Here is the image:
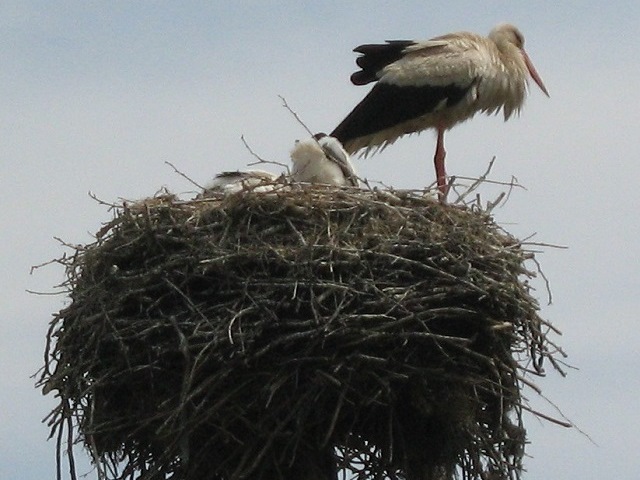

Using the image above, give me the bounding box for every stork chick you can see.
[290,133,359,187]
[203,170,280,195]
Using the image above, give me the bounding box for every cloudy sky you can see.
[2,1,639,479]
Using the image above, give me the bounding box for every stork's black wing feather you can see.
[331,82,471,150]
[350,40,416,85]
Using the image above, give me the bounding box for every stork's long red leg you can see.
[434,127,449,202]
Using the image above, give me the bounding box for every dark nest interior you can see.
[41,184,566,480]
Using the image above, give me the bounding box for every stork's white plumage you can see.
[202,135,357,197]
[290,133,359,187]
[204,170,280,194]
[331,23,549,201]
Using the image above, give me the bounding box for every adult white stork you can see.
[331,23,549,201]
[290,133,359,187]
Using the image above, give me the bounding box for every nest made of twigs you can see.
[41,183,564,480]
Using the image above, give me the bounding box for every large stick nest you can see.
[41,184,564,480]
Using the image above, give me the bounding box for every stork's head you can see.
[490,23,550,97]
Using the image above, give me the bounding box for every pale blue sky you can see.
[2,2,640,479]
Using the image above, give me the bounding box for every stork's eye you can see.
[514,31,524,48]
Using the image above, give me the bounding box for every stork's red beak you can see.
[522,50,550,97]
